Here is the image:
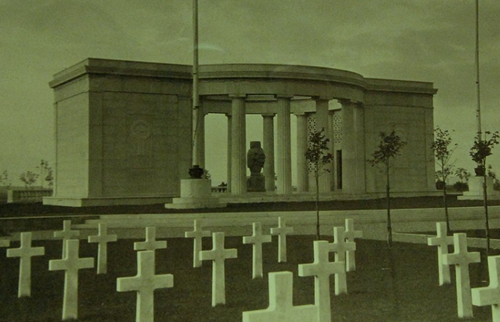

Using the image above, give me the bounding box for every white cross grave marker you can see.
[331,226,355,295]
[6,232,45,297]
[134,227,167,252]
[242,271,318,322]
[344,218,362,272]
[200,232,238,306]
[270,217,294,263]
[443,233,480,318]
[49,239,94,320]
[427,222,454,285]
[117,250,174,322]
[88,222,118,274]
[185,219,210,268]
[472,256,500,322]
[299,240,345,322]
[243,222,272,279]
[54,220,80,256]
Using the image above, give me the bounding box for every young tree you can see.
[454,167,471,192]
[37,159,51,189]
[430,127,458,233]
[305,128,333,240]
[470,131,500,253]
[0,170,11,188]
[19,171,39,189]
[45,167,54,188]
[368,130,407,247]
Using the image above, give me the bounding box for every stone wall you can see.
[44,59,192,207]
[364,88,435,194]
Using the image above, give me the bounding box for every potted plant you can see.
[470,131,500,176]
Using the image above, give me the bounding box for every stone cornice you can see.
[50,58,192,88]
[365,78,438,95]
[49,59,438,97]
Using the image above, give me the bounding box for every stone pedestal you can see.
[165,179,226,209]
[247,175,266,192]
[459,176,500,200]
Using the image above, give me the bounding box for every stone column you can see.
[315,98,331,193]
[296,113,308,192]
[352,104,366,193]
[226,113,232,193]
[276,96,292,195]
[341,100,355,193]
[230,95,246,195]
[262,114,275,192]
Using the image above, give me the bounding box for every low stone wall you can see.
[211,186,228,193]
[7,189,53,203]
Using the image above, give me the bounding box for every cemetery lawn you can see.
[0,235,495,322]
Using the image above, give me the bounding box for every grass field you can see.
[0,234,496,322]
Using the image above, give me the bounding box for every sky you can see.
[0,0,499,186]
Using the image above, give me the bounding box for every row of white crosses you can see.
[427,221,500,321]
[428,222,480,318]
[185,220,237,306]
[49,220,120,320]
[2,220,169,322]
[242,219,363,322]
[118,227,172,322]
[1,216,362,322]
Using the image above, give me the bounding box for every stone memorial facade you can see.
[44,59,437,207]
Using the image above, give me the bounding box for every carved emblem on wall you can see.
[130,119,152,155]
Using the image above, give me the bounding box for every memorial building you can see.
[44,58,438,207]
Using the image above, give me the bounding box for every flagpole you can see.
[192,0,201,168]
[475,0,482,137]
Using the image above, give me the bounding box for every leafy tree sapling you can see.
[368,130,407,247]
[37,159,51,189]
[430,127,457,233]
[456,167,471,182]
[469,131,500,253]
[0,170,11,188]
[19,171,39,189]
[305,128,333,240]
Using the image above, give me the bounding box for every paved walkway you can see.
[1,206,499,245]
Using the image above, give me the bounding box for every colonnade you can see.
[195,95,367,196]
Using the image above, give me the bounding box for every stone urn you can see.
[247,141,266,192]
[189,165,204,179]
[474,165,485,177]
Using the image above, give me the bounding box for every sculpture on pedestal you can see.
[247,141,266,192]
